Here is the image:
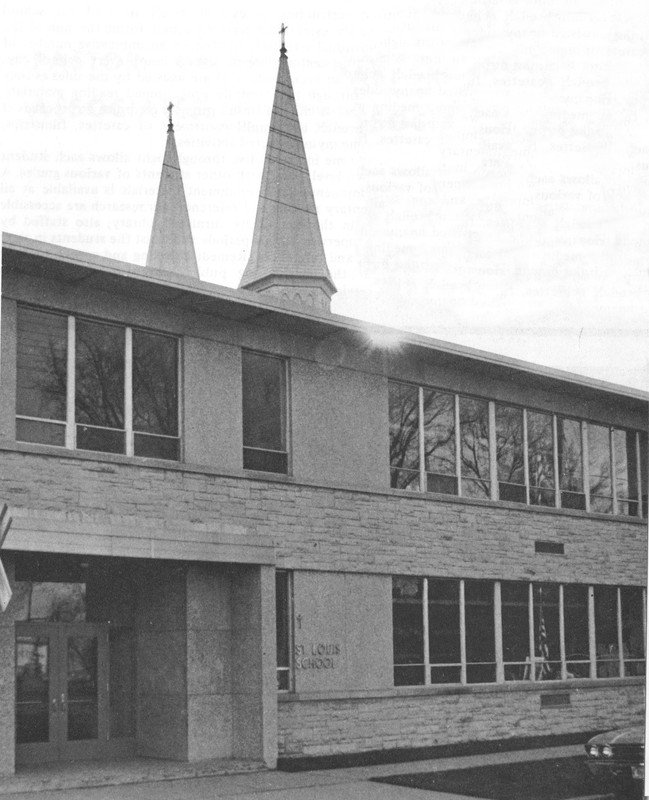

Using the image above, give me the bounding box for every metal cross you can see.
[279,23,287,51]
[167,102,174,126]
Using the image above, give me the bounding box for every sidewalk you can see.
[0,745,610,800]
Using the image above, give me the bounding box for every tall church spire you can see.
[146,103,199,278]
[239,26,336,311]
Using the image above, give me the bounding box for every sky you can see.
[2,0,648,391]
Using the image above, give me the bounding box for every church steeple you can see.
[146,103,199,278]
[239,26,336,312]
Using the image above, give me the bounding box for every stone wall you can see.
[278,683,645,757]
[0,447,645,586]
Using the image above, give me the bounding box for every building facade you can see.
[0,39,646,776]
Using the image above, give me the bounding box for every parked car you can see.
[585,726,644,799]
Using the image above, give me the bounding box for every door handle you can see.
[60,692,67,711]
[51,696,58,711]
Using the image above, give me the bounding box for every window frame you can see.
[392,575,646,687]
[15,306,181,460]
[276,569,293,692]
[241,349,290,474]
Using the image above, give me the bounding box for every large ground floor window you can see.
[393,577,645,686]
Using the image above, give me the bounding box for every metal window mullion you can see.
[418,387,426,492]
[289,571,295,692]
[423,578,430,685]
[523,409,530,505]
[528,583,536,681]
[488,402,498,501]
[494,582,504,682]
[552,415,560,508]
[582,422,591,513]
[459,580,467,684]
[559,585,567,680]
[65,315,76,449]
[610,428,618,515]
[125,327,134,457]
[455,395,462,495]
[616,587,624,678]
[588,586,596,679]
[635,432,643,518]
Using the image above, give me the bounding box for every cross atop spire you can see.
[239,32,336,311]
[146,106,199,278]
[279,23,287,56]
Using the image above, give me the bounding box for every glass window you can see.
[16,307,67,446]
[389,382,420,490]
[558,417,585,510]
[641,433,648,519]
[242,351,288,473]
[594,585,619,677]
[276,571,292,691]
[423,390,457,495]
[459,397,490,498]
[564,585,590,678]
[76,319,125,454]
[496,405,525,503]
[620,587,645,676]
[589,425,613,514]
[132,330,179,460]
[465,580,495,683]
[501,581,529,681]
[613,429,639,517]
[392,577,424,686]
[428,579,461,683]
[527,411,554,506]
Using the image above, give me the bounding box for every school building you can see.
[0,36,646,777]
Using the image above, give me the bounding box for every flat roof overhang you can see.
[3,232,648,413]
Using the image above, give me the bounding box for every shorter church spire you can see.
[146,104,199,279]
[239,27,336,312]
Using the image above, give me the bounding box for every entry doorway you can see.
[15,622,135,765]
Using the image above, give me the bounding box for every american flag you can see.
[0,504,13,612]
[538,610,552,678]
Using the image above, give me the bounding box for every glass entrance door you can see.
[16,623,113,763]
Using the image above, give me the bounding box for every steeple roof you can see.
[146,106,199,278]
[239,32,336,308]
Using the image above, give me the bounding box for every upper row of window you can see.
[389,381,648,518]
[15,307,287,471]
[14,308,649,520]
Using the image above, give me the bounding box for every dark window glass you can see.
[428,578,460,683]
[641,433,648,518]
[528,411,554,506]
[558,418,585,509]
[459,397,490,498]
[589,425,612,514]
[501,581,529,680]
[276,571,291,691]
[242,351,287,473]
[132,330,178,437]
[392,577,424,685]
[16,634,50,744]
[532,583,560,680]
[496,405,525,503]
[621,586,645,676]
[423,390,456,494]
[16,418,65,446]
[613,429,638,517]
[594,585,619,677]
[465,580,496,683]
[67,634,98,740]
[389,382,420,490]
[76,320,125,449]
[564,585,590,678]
[133,433,180,461]
[17,307,67,422]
